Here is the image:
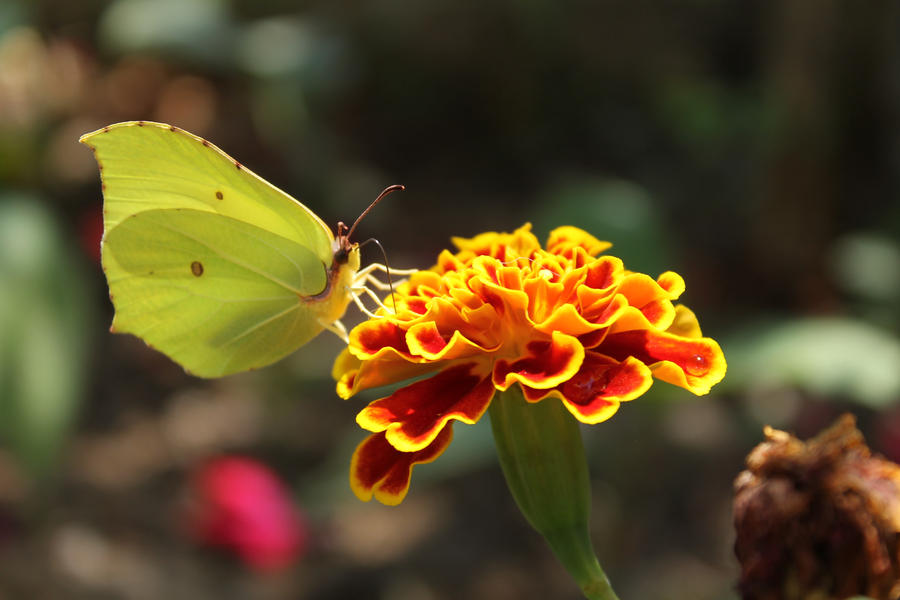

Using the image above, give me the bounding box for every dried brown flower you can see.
[734,414,900,600]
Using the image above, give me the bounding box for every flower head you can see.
[335,224,726,505]
[734,415,900,599]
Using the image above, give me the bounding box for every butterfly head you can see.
[333,221,355,265]
[332,184,404,265]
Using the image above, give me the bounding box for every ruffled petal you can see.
[546,226,612,257]
[493,331,585,390]
[406,322,497,360]
[333,347,362,399]
[348,318,414,359]
[616,273,678,330]
[656,271,685,300]
[335,352,441,399]
[522,274,565,325]
[522,354,652,424]
[467,275,530,322]
[356,362,495,452]
[583,255,623,291]
[402,270,445,295]
[436,249,467,273]
[532,303,599,337]
[451,223,541,259]
[407,297,501,352]
[350,426,454,506]
[576,295,629,349]
[600,329,726,395]
[666,304,702,338]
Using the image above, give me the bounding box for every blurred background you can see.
[1,0,899,598]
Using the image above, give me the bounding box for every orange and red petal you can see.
[467,275,530,322]
[665,304,702,338]
[339,358,442,399]
[436,249,468,273]
[656,271,685,299]
[522,354,652,424]
[348,318,414,359]
[583,255,623,291]
[606,304,656,334]
[492,331,585,390]
[579,291,629,328]
[616,273,678,329]
[522,275,566,324]
[402,270,445,294]
[350,426,454,506]
[406,321,498,361]
[333,347,362,398]
[532,303,598,337]
[577,295,631,350]
[335,348,441,398]
[546,226,612,258]
[404,298,498,360]
[356,362,495,452]
[600,329,726,395]
[451,224,541,259]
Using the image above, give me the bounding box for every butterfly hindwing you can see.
[104,209,332,377]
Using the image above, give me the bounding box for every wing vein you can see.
[151,220,311,295]
[219,300,301,348]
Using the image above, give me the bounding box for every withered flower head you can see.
[734,414,900,600]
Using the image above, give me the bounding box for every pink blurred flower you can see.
[186,456,306,572]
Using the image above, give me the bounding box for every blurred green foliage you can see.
[727,317,900,408]
[0,196,93,476]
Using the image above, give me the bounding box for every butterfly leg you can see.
[361,275,393,291]
[355,262,418,278]
[356,263,420,277]
[349,287,387,319]
[320,317,350,343]
[354,263,418,290]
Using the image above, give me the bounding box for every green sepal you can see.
[488,385,619,600]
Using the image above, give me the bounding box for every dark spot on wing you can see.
[191,261,204,277]
[169,125,177,132]
[235,162,242,170]
[137,121,145,127]
[201,139,210,147]
[215,191,223,200]
[101,182,106,191]
[101,126,110,133]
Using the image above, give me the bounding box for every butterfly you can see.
[81,121,402,377]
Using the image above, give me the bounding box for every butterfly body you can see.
[81,121,360,377]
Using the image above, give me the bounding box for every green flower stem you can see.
[488,386,619,600]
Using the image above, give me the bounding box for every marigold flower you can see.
[335,224,726,505]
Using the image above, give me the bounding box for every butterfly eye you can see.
[334,246,350,264]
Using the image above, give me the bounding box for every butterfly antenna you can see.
[360,237,399,313]
[346,184,404,242]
